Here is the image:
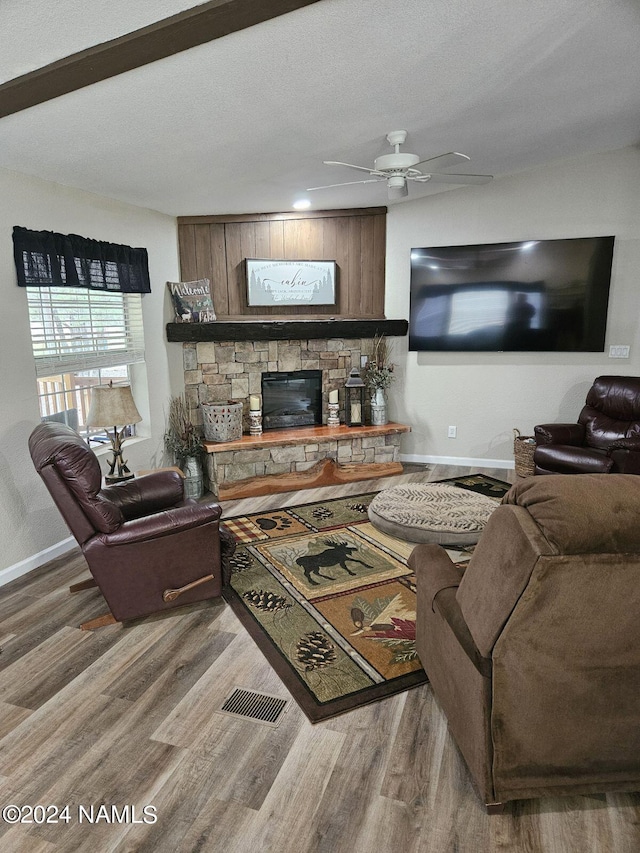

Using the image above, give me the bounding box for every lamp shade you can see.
[86,384,142,428]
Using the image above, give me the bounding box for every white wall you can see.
[0,167,182,580]
[385,146,640,466]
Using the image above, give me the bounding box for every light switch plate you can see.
[609,345,630,358]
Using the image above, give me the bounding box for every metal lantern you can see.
[345,368,366,427]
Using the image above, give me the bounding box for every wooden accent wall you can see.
[176,208,387,320]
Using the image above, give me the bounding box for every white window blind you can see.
[26,287,145,377]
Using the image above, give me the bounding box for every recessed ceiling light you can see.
[292,199,311,210]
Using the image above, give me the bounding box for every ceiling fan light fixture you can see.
[292,198,311,210]
[388,182,408,199]
[387,175,406,189]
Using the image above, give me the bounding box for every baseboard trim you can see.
[400,453,515,470]
[0,536,76,588]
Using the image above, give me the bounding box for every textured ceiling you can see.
[0,0,639,216]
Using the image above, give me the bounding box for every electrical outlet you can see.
[448,425,457,438]
[609,345,630,358]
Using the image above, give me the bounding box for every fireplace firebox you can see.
[261,370,322,430]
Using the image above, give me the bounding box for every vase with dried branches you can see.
[165,395,203,498]
[363,335,395,424]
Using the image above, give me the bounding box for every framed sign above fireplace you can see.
[246,259,336,307]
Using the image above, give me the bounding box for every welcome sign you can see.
[246,259,336,307]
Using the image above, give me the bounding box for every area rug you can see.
[223,474,511,722]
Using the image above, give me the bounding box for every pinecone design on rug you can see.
[230,552,253,573]
[311,507,333,520]
[296,631,337,671]
[242,589,292,612]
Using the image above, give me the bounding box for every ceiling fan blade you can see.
[323,160,383,175]
[412,152,471,172]
[425,172,494,185]
[307,178,384,191]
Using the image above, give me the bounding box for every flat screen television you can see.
[409,236,615,352]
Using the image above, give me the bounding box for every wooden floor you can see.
[1,464,639,852]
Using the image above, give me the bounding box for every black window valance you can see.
[12,226,151,293]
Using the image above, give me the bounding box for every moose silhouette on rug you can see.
[296,538,374,585]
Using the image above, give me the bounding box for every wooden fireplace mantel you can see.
[167,318,408,343]
[202,422,410,454]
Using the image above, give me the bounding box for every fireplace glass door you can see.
[261,370,322,430]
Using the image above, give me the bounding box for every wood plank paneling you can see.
[224,223,245,316]
[208,223,229,316]
[177,208,387,320]
[372,210,387,317]
[177,224,197,282]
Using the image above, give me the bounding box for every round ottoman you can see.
[367,482,498,545]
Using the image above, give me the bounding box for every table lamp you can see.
[86,382,142,483]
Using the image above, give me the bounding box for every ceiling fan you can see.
[307,130,493,199]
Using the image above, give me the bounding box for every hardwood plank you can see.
[177,223,198,282]
[380,685,442,805]
[0,625,114,710]
[209,223,229,316]
[301,698,404,851]
[0,0,324,119]
[224,223,244,316]
[347,216,362,316]
[0,702,32,741]
[269,219,285,258]
[254,220,271,260]
[371,210,387,317]
[0,830,56,852]
[360,214,375,317]
[606,791,640,852]
[242,724,346,851]
[113,788,257,853]
[194,223,214,283]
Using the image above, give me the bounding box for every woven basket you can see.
[201,401,243,442]
[513,428,536,477]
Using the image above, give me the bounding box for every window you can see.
[26,287,145,440]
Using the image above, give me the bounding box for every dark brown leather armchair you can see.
[29,421,235,629]
[412,474,640,812]
[534,375,640,475]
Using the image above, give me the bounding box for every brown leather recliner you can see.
[412,474,640,812]
[29,421,235,629]
[534,375,640,475]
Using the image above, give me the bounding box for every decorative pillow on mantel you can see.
[167,278,216,322]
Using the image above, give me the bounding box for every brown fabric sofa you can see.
[411,474,640,811]
[29,421,235,627]
[534,375,640,475]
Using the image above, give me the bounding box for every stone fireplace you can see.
[182,336,377,427]
[174,324,410,497]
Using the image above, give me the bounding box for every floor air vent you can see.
[218,688,289,727]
